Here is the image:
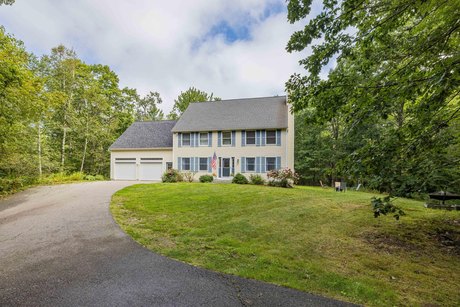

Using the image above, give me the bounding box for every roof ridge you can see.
[190,95,286,104]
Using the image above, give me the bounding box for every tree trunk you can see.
[80,99,89,173]
[38,122,42,177]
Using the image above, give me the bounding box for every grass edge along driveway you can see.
[111,183,460,306]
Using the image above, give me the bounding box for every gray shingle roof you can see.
[109,120,177,150]
[171,96,288,132]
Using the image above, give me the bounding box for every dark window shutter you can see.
[276,156,281,169]
[241,157,246,173]
[276,130,281,146]
[208,132,212,147]
[177,157,181,170]
[241,131,246,146]
[232,131,236,147]
[178,133,182,147]
[261,130,266,146]
[218,131,222,147]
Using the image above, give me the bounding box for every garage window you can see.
[182,157,191,170]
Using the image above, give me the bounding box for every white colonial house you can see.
[109,96,294,181]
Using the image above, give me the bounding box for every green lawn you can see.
[111,183,460,306]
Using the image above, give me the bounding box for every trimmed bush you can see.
[232,173,248,184]
[162,169,183,183]
[85,175,96,181]
[182,172,196,182]
[95,175,105,181]
[249,174,265,185]
[199,175,214,183]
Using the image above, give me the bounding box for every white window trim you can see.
[199,157,208,171]
[182,157,191,171]
[246,157,256,172]
[199,132,209,146]
[265,130,277,145]
[181,133,191,147]
[266,157,276,171]
[222,131,232,146]
[245,130,256,146]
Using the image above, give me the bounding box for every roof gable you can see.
[171,96,288,132]
[109,120,177,150]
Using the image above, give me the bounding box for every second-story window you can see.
[266,130,276,145]
[246,131,255,145]
[199,132,209,146]
[182,133,191,146]
[222,131,232,146]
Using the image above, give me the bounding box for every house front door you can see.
[222,158,231,177]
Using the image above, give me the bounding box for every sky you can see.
[0,0,321,113]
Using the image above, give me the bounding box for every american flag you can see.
[211,152,217,169]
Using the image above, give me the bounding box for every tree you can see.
[0,0,15,5]
[135,91,164,121]
[286,0,460,196]
[0,27,42,179]
[168,87,220,119]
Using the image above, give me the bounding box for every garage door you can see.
[139,162,162,180]
[114,158,136,180]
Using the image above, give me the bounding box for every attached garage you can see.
[139,159,163,181]
[114,158,137,180]
[109,121,176,181]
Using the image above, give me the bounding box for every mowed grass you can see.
[111,183,460,306]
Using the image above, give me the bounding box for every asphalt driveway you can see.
[0,181,352,306]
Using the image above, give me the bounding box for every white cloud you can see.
[0,0,312,113]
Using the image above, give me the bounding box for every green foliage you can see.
[134,91,164,121]
[287,0,460,197]
[95,174,104,181]
[161,169,183,183]
[371,196,406,221]
[168,87,220,119]
[232,173,248,184]
[249,174,264,185]
[199,175,214,183]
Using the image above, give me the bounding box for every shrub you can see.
[199,175,214,183]
[249,174,265,185]
[371,196,405,220]
[232,173,248,184]
[267,168,299,188]
[84,175,96,181]
[162,169,183,183]
[182,172,196,182]
[95,174,105,181]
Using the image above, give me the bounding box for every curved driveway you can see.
[0,181,351,306]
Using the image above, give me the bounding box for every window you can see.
[199,157,208,171]
[199,132,209,146]
[222,131,232,145]
[266,157,276,171]
[166,162,172,170]
[246,131,255,145]
[266,130,276,145]
[182,133,191,146]
[246,157,255,172]
[182,157,190,170]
